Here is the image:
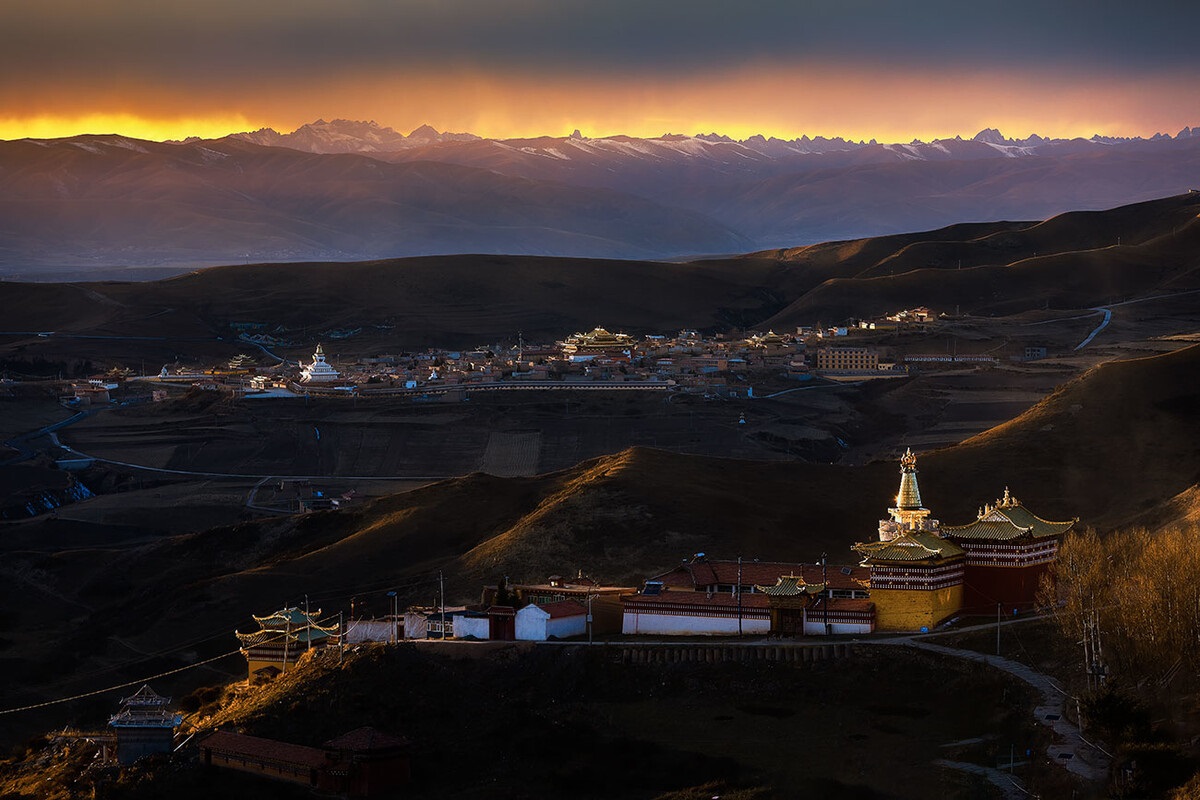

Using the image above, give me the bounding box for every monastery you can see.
[621,449,1076,635]
[560,326,635,362]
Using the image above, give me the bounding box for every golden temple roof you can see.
[237,606,340,645]
[854,530,964,564]
[754,575,826,597]
[942,489,1077,540]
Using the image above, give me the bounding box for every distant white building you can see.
[300,344,341,383]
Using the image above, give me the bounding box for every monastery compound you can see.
[235,450,1077,681]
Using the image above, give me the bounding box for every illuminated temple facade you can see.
[855,449,1077,631]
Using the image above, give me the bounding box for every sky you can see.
[3,0,1199,142]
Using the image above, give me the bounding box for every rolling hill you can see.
[1,193,1197,364]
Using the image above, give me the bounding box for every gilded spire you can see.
[896,447,923,510]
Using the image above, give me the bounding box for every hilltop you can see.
[1,193,1198,367]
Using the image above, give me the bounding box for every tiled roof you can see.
[537,600,587,618]
[940,518,1032,541]
[943,502,1076,540]
[813,597,875,613]
[854,531,964,563]
[755,575,824,597]
[324,727,409,752]
[624,589,770,610]
[200,731,327,768]
[649,561,869,591]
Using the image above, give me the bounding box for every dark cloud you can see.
[5,0,1198,90]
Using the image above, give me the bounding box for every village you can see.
[53,306,1032,409]
[84,449,1079,795]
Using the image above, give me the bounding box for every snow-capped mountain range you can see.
[2,120,1198,276]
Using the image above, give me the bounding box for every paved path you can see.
[907,640,1110,782]
[1074,307,1112,350]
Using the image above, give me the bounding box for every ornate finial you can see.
[978,506,985,519]
[315,343,324,355]
[900,447,917,471]
[1001,487,1012,506]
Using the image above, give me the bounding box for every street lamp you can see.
[387,591,397,644]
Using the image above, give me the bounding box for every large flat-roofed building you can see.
[815,346,879,372]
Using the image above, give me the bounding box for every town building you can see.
[200,726,410,797]
[107,685,182,765]
[235,606,341,680]
[621,557,871,636]
[300,343,341,383]
[815,346,879,373]
[515,600,587,641]
[506,573,634,634]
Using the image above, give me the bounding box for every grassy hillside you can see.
[2,193,1198,364]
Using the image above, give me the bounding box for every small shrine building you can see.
[107,684,182,765]
[236,607,341,680]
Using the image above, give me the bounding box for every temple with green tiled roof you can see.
[940,487,1077,612]
[236,606,341,680]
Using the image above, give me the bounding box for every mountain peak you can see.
[972,128,1007,145]
[408,124,442,140]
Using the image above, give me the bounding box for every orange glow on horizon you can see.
[2,65,1196,144]
[0,113,260,143]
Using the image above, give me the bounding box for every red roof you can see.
[623,589,770,610]
[650,560,869,591]
[200,731,326,768]
[537,600,587,618]
[323,726,410,752]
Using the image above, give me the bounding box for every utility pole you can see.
[305,594,311,651]
[587,592,595,645]
[996,602,1002,655]
[339,611,344,663]
[439,570,446,640]
[822,553,830,636]
[737,556,743,637]
[387,591,397,644]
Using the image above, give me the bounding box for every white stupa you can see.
[300,344,341,383]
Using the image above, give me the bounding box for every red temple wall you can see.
[961,563,1052,613]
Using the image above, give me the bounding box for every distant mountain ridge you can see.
[3,121,1200,275]
[227,119,480,154]
[226,119,1200,157]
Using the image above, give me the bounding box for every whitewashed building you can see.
[451,610,490,640]
[515,601,587,641]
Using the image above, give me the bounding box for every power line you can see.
[0,612,342,718]
[0,649,241,717]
